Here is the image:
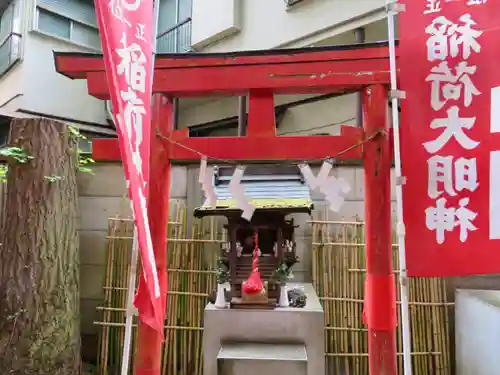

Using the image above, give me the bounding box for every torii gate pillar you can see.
[133,94,173,374]
[363,85,397,375]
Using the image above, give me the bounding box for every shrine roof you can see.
[194,166,313,218]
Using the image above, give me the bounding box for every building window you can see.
[38,9,70,39]
[0,0,22,76]
[156,0,192,53]
[35,0,100,50]
[33,0,191,52]
[78,137,92,154]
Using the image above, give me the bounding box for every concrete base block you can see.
[203,283,324,375]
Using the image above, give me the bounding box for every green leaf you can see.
[78,166,95,175]
[0,146,34,163]
[0,164,7,183]
[68,126,85,139]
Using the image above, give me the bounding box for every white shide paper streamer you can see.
[198,157,217,208]
[228,166,255,221]
[299,161,351,213]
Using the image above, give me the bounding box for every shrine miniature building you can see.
[194,165,312,308]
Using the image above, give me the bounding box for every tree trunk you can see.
[0,118,81,375]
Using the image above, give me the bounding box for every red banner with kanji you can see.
[95,0,164,332]
[400,0,500,276]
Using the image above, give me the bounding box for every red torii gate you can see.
[54,42,399,375]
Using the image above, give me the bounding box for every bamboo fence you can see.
[95,204,453,375]
[95,201,225,375]
[311,208,452,375]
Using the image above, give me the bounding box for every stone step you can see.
[237,261,277,266]
[218,343,307,375]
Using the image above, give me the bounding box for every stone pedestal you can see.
[203,283,324,375]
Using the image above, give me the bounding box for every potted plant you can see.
[214,257,230,308]
[273,259,296,307]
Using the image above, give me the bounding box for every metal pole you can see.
[238,96,247,136]
[121,228,139,375]
[386,1,413,374]
[151,0,160,68]
[354,27,365,127]
[173,98,179,130]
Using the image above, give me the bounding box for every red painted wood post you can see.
[362,84,398,375]
[135,94,173,375]
[246,90,276,138]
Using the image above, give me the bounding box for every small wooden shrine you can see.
[194,165,312,309]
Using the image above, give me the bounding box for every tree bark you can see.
[0,118,82,375]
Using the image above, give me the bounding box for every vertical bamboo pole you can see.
[99,218,117,375]
[353,224,360,374]
[423,278,432,372]
[121,228,140,375]
[340,226,349,373]
[117,222,127,364]
[360,224,368,374]
[444,281,452,374]
[411,278,419,373]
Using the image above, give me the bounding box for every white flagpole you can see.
[121,228,139,375]
[386,1,412,375]
[120,1,162,374]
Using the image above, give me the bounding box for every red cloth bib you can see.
[242,270,263,294]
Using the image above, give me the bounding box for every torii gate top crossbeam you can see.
[53,41,398,163]
[54,41,397,99]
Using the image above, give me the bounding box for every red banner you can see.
[95,0,164,332]
[400,0,500,276]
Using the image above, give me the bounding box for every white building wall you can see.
[0,62,25,113]
[277,94,358,135]
[21,32,108,125]
[0,0,108,128]
[0,0,29,113]
[455,289,500,375]
[191,0,387,51]
[179,94,360,141]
